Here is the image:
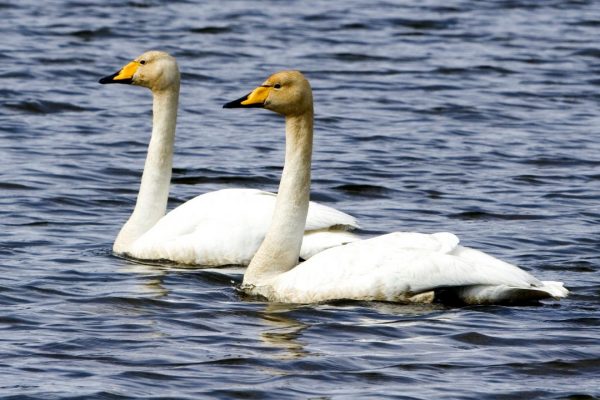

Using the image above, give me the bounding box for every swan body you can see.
[224,70,568,304]
[125,188,357,265]
[247,232,567,304]
[99,52,358,266]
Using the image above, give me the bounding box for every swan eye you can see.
[274,83,281,89]
[140,60,146,65]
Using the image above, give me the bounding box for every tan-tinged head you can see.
[99,50,180,92]
[224,70,313,116]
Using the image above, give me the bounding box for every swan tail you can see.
[306,201,359,231]
[539,280,569,299]
[450,282,568,305]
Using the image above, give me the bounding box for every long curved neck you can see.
[244,110,314,285]
[114,86,179,252]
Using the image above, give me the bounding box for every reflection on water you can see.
[119,262,171,298]
[259,304,310,360]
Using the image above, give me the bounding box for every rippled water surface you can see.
[1,1,599,399]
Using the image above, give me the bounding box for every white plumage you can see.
[127,188,357,265]
[253,232,568,304]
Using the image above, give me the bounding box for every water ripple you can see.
[0,0,598,399]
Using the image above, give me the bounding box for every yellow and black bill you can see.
[223,85,272,108]
[98,61,139,85]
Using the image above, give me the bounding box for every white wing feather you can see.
[126,188,358,265]
[263,232,567,304]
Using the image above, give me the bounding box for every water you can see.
[1,0,599,398]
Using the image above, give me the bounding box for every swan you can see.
[223,70,569,304]
[98,51,358,266]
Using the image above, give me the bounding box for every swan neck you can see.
[114,86,179,251]
[245,110,314,285]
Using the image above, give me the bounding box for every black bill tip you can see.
[223,94,249,108]
[223,93,263,109]
[99,71,132,85]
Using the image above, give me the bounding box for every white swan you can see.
[98,51,358,266]
[223,70,569,304]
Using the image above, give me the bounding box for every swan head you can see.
[223,70,313,116]
[99,50,180,92]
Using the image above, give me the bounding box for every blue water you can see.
[1,1,599,398]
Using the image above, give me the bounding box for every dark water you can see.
[1,0,599,398]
